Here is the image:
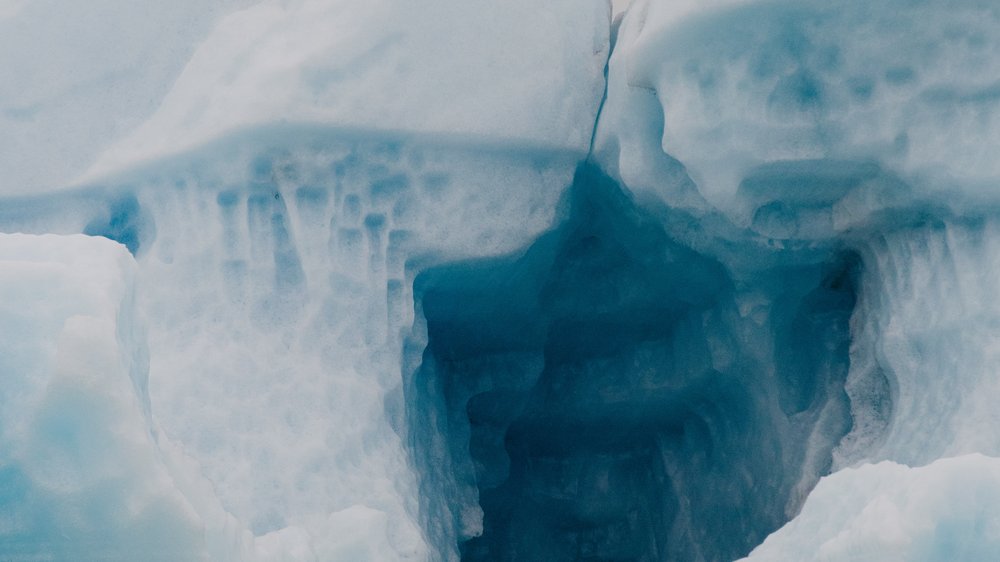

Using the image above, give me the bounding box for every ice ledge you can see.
[741,454,1000,561]
[82,0,610,185]
[0,233,427,561]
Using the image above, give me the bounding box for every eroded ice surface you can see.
[595,0,1000,213]
[0,234,212,561]
[7,0,1000,560]
[1,0,610,558]
[590,0,1000,559]
[84,0,609,183]
[0,132,585,560]
[410,164,858,561]
[741,454,1000,561]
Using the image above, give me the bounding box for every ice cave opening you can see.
[407,164,864,561]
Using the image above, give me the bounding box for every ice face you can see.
[7,0,1000,560]
[0,0,257,195]
[0,130,586,559]
[0,234,211,561]
[1,0,611,557]
[740,454,1000,561]
[589,0,1000,559]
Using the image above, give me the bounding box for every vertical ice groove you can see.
[0,134,584,560]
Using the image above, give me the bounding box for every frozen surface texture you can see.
[85,0,610,181]
[835,219,1000,467]
[595,0,1000,212]
[125,135,577,559]
[410,165,858,561]
[589,0,1000,559]
[0,0,609,558]
[741,455,1000,561]
[8,0,1000,560]
[0,132,583,560]
[0,234,210,561]
[0,0,256,195]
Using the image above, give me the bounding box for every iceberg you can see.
[741,454,1000,561]
[5,0,1000,560]
[0,234,211,561]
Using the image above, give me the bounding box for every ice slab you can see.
[84,0,610,182]
[0,0,256,195]
[0,234,211,561]
[595,0,1000,215]
[741,454,1000,562]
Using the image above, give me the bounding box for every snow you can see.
[83,0,609,182]
[595,0,1000,214]
[0,0,256,195]
[0,0,611,558]
[741,454,1000,561]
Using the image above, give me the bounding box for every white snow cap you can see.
[597,0,1000,210]
[84,0,609,182]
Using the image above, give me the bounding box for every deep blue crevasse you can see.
[408,164,858,561]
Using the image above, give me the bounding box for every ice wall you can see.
[407,164,862,561]
[0,234,211,561]
[0,130,587,559]
[833,218,1000,467]
[592,0,1000,559]
[0,0,611,559]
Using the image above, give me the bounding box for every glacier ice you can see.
[595,0,1000,214]
[1,132,587,559]
[0,0,257,195]
[83,0,609,182]
[0,234,211,561]
[409,164,858,561]
[6,0,1000,560]
[1,0,611,558]
[590,0,1000,559]
[741,454,1000,561]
